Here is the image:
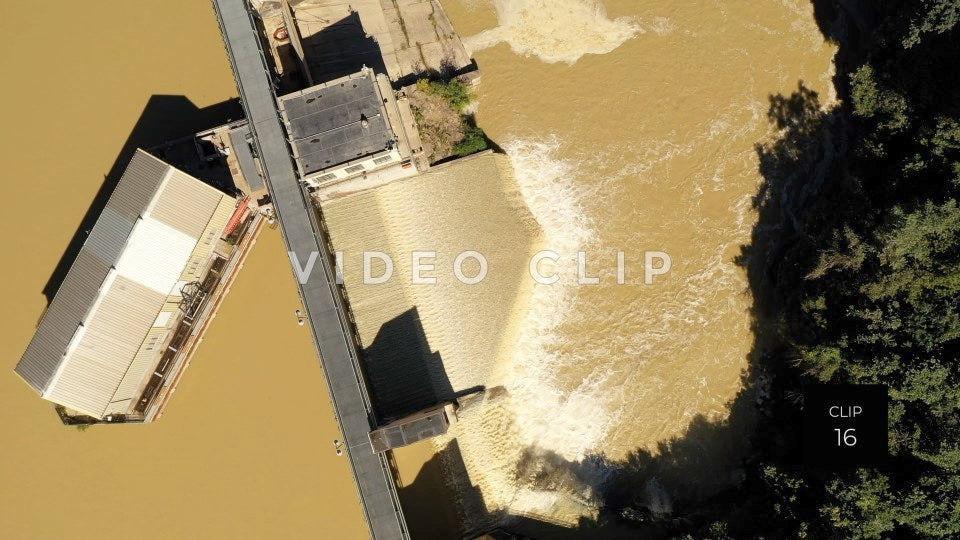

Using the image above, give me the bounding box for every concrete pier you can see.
[211,1,408,538]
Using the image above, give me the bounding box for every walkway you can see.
[211,1,408,538]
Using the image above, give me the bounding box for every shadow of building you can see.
[361,307,473,423]
[302,11,387,84]
[276,10,388,94]
[42,96,243,304]
[396,439,474,539]
[399,437,650,540]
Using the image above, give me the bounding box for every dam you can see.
[0,0,855,537]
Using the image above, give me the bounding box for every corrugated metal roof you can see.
[150,169,224,239]
[15,149,234,417]
[108,150,170,221]
[43,276,167,417]
[16,250,109,392]
[85,207,137,267]
[112,217,198,295]
[108,326,169,413]
[16,150,165,392]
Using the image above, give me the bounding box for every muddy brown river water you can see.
[0,2,367,538]
[1,0,836,537]
[326,0,836,530]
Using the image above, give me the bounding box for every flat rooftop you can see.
[368,403,455,453]
[278,69,393,176]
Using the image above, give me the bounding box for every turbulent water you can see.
[0,0,839,536]
[0,0,838,535]
[330,0,838,531]
[463,0,644,64]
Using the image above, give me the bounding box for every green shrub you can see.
[453,126,488,156]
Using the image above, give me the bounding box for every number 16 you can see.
[835,428,857,446]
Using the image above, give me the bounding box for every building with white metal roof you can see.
[15,149,236,419]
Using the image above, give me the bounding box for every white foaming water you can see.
[498,137,621,463]
[464,0,643,64]
[440,138,616,528]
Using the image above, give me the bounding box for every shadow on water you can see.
[360,307,482,423]
[42,95,243,304]
[397,439,476,540]
[399,439,648,540]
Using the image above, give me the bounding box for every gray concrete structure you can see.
[211,1,408,538]
[227,124,265,191]
[369,402,456,453]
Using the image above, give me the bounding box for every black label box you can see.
[803,384,888,467]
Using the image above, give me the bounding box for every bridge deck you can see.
[211,1,408,538]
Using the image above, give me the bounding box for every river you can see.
[1,0,837,537]
[0,2,367,538]
[324,0,837,532]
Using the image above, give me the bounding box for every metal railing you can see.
[210,1,408,537]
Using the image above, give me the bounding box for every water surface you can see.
[0,3,367,538]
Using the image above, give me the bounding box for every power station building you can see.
[15,150,239,421]
[277,67,419,189]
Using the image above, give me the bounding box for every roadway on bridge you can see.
[211,1,408,538]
